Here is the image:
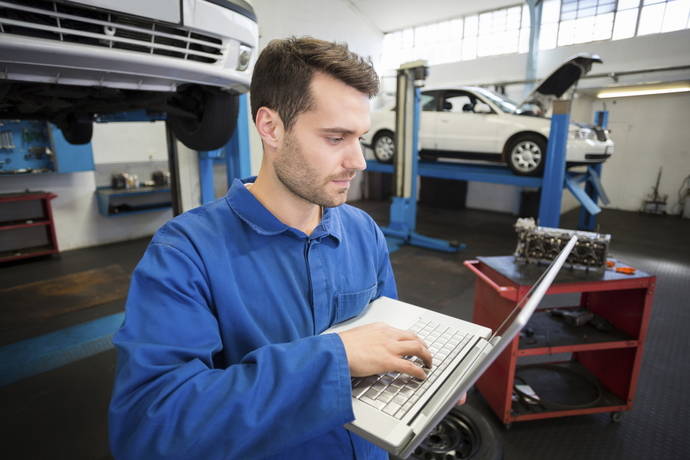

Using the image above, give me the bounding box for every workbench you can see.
[465,256,655,426]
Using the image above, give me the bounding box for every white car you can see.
[363,54,614,176]
[0,0,258,150]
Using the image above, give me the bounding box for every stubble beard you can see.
[273,132,354,208]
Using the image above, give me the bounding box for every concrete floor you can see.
[1,203,689,460]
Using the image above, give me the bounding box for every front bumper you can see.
[0,0,258,92]
[566,138,615,163]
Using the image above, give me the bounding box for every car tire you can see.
[505,134,547,177]
[372,130,396,163]
[168,87,239,151]
[58,114,93,145]
[409,403,503,460]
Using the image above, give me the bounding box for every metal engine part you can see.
[514,218,610,271]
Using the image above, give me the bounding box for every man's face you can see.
[273,72,370,208]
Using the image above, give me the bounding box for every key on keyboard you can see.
[351,319,470,419]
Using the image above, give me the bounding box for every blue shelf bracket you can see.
[380,64,461,254]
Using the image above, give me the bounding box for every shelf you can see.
[106,203,172,217]
[0,219,51,231]
[95,186,172,217]
[96,186,171,197]
[510,361,627,421]
[518,309,637,356]
[0,244,58,263]
[0,191,59,263]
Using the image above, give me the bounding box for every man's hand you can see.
[337,322,433,380]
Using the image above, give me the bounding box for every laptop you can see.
[323,235,577,458]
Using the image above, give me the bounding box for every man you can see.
[109,37,432,460]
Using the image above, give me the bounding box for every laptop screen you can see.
[487,235,577,342]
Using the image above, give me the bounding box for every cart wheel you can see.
[610,412,623,423]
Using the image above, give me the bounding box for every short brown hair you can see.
[249,37,379,131]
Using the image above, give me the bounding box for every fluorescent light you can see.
[597,85,690,99]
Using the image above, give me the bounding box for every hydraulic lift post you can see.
[578,110,609,230]
[537,99,570,227]
[381,61,461,253]
[197,94,252,205]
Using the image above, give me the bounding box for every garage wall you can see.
[247,0,384,200]
[595,91,690,213]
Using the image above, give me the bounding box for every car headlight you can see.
[237,44,253,71]
[569,127,596,140]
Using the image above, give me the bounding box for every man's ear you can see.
[255,107,284,149]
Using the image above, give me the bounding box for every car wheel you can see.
[168,86,239,151]
[505,134,546,176]
[58,114,93,145]
[372,130,395,163]
[410,404,503,460]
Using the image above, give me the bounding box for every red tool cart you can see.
[0,191,59,263]
[464,256,655,426]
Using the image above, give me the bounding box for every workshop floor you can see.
[1,203,689,460]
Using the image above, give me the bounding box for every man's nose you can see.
[343,139,367,171]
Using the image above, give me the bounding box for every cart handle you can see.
[463,260,518,301]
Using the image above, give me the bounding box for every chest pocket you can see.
[334,284,377,325]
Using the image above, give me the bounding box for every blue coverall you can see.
[109,178,397,459]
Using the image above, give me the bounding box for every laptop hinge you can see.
[401,341,493,457]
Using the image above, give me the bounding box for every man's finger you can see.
[392,328,423,343]
[392,357,428,380]
[392,340,433,369]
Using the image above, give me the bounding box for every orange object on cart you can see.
[616,266,637,275]
[606,260,616,268]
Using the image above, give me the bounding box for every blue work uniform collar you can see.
[225,177,343,243]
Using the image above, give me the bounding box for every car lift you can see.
[381,61,461,253]
[368,70,610,251]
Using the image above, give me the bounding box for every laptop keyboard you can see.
[351,319,472,419]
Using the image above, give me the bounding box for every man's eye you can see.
[328,137,344,144]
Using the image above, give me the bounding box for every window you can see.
[421,93,439,111]
[476,6,524,57]
[638,0,690,35]
[381,0,689,70]
[613,0,641,39]
[443,94,473,113]
[540,0,561,49]
[557,0,616,45]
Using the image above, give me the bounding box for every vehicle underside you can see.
[0,80,237,149]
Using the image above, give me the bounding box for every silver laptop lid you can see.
[399,235,578,458]
[489,234,578,343]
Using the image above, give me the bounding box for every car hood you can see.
[516,53,602,115]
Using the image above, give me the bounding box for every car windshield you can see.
[471,88,519,114]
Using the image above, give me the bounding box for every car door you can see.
[419,91,440,151]
[434,90,498,154]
